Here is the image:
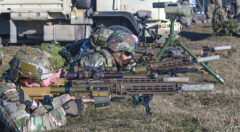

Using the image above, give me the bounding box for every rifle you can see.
[21,75,214,115]
[136,45,232,59]
[69,56,217,77]
[154,67,198,77]
[148,57,194,71]
[189,45,232,57]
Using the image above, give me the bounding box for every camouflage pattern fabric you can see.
[39,43,65,68]
[220,20,240,35]
[9,48,57,83]
[70,28,137,71]
[213,6,240,35]
[92,27,114,47]
[237,0,240,15]
[107,30,137,53]
[0,82,67,131]
[206,3,216,20]
[216,0,223,7]
[101,49,114,67]
[78,49,114,70]
[212,7,228,33]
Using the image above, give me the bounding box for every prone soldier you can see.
[0,26,138,131]
[0,82,84,131]
[212,0,240,36]
[0,45,87,131]
[62,27,138,72]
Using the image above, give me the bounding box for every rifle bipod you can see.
[154,18,225,85]
[132,94,153,116]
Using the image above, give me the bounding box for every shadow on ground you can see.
[179,31,212,41]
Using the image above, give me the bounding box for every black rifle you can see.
[155,67,198,77]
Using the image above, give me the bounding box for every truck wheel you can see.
[75,0,92,9]
[108,25,133,34]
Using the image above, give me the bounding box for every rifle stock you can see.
[21,83,111,100]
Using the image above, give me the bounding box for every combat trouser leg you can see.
[237,0,240,15]
[27,107,66,131]
[1,98,67,131]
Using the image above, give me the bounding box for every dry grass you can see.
[0,24,240,131]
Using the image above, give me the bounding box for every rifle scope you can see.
[153,2,192,19]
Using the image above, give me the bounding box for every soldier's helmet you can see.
[9,48,57,83]
[92,27,114,46]
[107,30,138,53]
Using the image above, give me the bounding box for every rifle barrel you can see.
[213,46,231,51]
[181,84,214,92]
[163,77,189,82]
[111,82,178,94]
[197,55,220,63]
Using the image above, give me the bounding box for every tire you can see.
[108,25,133,34]
[74,0,91,9]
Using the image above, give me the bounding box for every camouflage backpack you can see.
[39,43,65,67]
[92,27,114,47]
[72,49,115,72]
[9,47,58,84]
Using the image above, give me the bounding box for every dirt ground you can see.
[0,23,240,131]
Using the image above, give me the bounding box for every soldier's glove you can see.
[62,99,84,117]
[3,88,34,108]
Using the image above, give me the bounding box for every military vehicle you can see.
[0,0,181,44]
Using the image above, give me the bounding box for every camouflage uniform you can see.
[206,3,216,20]
[216,0,223,7]
[78,49,114,69]
[73,29,137,70]
[0,82,68,131]
[235,0,240,15]
[206,0,222,21]
[212,6,228,34]
[212,5,240,35]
